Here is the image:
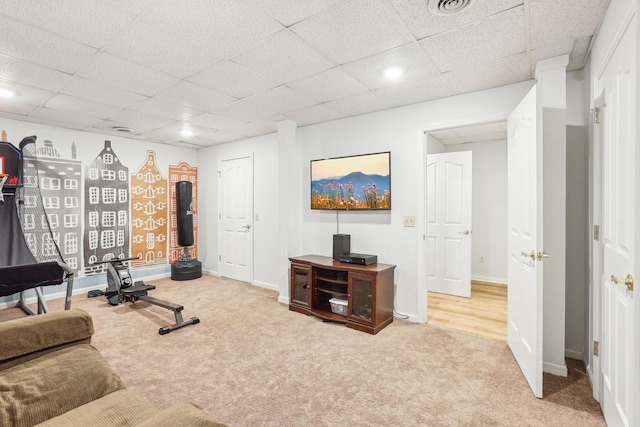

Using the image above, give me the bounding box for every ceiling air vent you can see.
[428,0,472,16]
[112,126,134,133]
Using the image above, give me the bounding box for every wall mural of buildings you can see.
[168,162,198,263]
[131,151,167,268]
[83,140,130,275]
[21,140,83,274]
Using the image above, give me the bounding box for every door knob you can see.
[459,230,471,235]
[521,250,535,260]
[242,224,251,230]
[610,274,634,292]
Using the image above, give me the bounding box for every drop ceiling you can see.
[0,0,610,148]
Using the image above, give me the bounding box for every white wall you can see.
[296,80,535,321]
[445,140,508,284]
[565,69,589,360]
[197,133,280,290]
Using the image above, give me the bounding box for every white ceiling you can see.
[429,121,508,145]
[0,0,610,148]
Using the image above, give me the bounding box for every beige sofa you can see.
[0,309,225,427]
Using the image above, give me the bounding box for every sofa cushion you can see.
[35,389,158,427]
[136,402,227,427]
[0,309,94,370]
[0,344,125,427]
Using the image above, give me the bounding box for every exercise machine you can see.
[95,257,199,335]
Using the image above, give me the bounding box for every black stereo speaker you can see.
[176,181,194,247]
[333,234,351,260]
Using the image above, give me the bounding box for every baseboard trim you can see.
[543,360,568,377]
[565,349,583,360]
[471,275,507,285]
[253,280,278,292]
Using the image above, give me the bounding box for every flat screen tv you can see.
[310,151,391,210]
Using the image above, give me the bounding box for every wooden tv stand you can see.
[289,255,396,335]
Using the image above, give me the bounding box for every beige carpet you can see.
[0,275,605,426]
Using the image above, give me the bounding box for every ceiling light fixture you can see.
[0,88,16,98]
[428,0,472,16]
[384,66,404,79]
[181,128,194,137]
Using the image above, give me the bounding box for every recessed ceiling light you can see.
[0,88,16,98]
[384,66,404,79]
[181,128,194,137]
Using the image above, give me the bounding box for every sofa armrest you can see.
[136,402,227,427]
[0,308,94,369]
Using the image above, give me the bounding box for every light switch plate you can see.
[403,216,415,227]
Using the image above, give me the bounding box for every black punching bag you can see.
[176,181,194,247]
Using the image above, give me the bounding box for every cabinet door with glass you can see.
[348,272,376,324]
[291,263,311,307]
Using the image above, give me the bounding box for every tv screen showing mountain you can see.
[310,151,391,210]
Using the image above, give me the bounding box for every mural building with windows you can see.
[131,151,167,268]
[21,139,82,275]
[83,140,130,275]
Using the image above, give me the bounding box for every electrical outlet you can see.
[480,256,485,263]
[403,216,415,227]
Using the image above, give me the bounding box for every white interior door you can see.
[507,86,543,398]
[598,15,636,427]
[426,151,472,298]
[219,156,253,283]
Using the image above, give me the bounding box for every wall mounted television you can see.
[310,151,391,210]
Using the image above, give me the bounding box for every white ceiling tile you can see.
[105,21,219,79]
[230,120,278,137]
[0,15,97,74]
[420,7,526,72]
[99,0,157,16]
[443,53,530,94]
[45,94,124,120]
[2,0,134,49]
[286,67,369,103]
[0,100,39,116]
[144,0,283,58]
[61,77,148,109]
[530,0,609,48]
[212,100,277,122]
[285,104,343,125]
[0,55,73,92]
[453,122,504,137]
[255,0,340,26]
[78,52,179,97]
[107,109,174,134]
[430,129,458,140]
[232,30,334,84]
[322,91,394,118]
[463,132,506,143]
[342,43,441,89]
[29,107,102,128]
[440,137,466,146]
[374,75,455,106]
[185,113,245,131]
[0,110,37,122]
[568,36,592,71]
[0,80,55,107]
[153,81,236,112]
[291,0,414,64]
[529,40,574,74]
[389,0,523,39]
[245,86,316,114]
[128,98,202,121]
[188,60,279,99]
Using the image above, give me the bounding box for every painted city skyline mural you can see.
[1,130,198,278]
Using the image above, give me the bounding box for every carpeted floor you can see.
[0,275,605,426]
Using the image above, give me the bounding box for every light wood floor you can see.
[428,281,507,341]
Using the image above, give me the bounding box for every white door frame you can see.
[217,153,254,283]
[417,112,511,323]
